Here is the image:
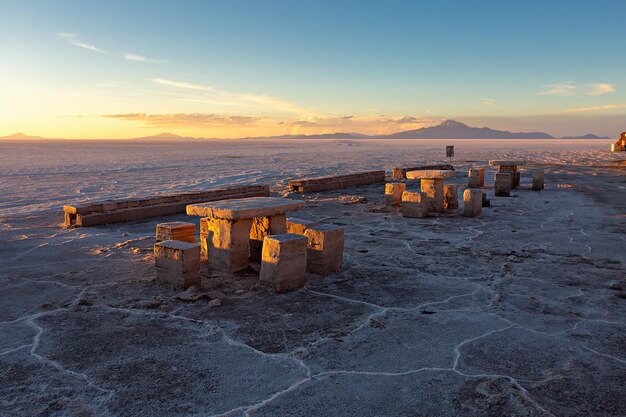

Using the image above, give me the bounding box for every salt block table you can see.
[186,197,306,272]
[405,169,456,212]
[488,160,527,189]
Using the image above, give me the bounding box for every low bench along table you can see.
[186,197,306,272]
[405,169,456,212]
[488,160,526,189]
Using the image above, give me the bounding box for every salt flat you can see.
[0,139,624,416]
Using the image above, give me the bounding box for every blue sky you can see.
[1,0,625,138]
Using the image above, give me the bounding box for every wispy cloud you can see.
[538,82,616,96]
[587,83,615,96]
[563,103,626,113]
[538,83,576,96]
[124,52,164,63]
[153,77,313,116]
[482,98,496,107]
[57,32,105,54]
[152,78,214,91]
[103,112,260,127]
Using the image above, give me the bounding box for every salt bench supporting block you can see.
[288,171,385,193]
[494,173,512,197]
[385,183,406,206]
[463,189,483,218]
[532,172,545,191]
[156,221,196,243]
[443,184,459,210]
[286,218,316,235]
[154,240,201,289]
[63,185,270,227]
[259,234,308,293]
[305,225,345,276]
[402,191,428,218]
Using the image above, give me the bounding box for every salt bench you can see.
[187,197,305,272]
[288,171,385,193]
[392,164,454,180]
[63,185,269,227]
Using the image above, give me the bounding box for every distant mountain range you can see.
[0,132,46,140]
[0,120,615,140]
[560,133,610,139]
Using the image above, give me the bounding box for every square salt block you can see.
[401,191,428,218]
[156,221,196,243]
[154,240,201,289]
[385,183,407,206]
[305,225,345,276]
[259,234,308,292]
[463,189,483,217]
[286,217,316,235]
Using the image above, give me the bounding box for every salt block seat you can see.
[259,234,308,293]
[156,221,196,243]
[154,240,201,289]
[305,225,345,276]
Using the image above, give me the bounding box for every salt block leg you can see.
[402,191,428,218]
[269,213,287,234]
[421,179,444,212]
[463,189,483,217]
[468,169,480,189]
[494,173,512,197]
[249,217,270,261]
[210,218,253,272]
[259,234,308,293]
[63,212,75,228]
[532,172,545,191]
[200,217,215,261]
[443,184,459,210]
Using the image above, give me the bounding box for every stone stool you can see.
[259,234,308,293]
[532,172,545,191]
[154,240,201,289]
[286,217,316,235]
[468,167,485,188]
[385,183,407,206]
[443,184,459,210]
[305,225,345,276]
[494,173,512,197]
[463,189,483,217]
[156,221,196,243]
[402,191,428,218]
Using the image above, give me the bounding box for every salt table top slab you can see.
[186,197,305,220]
[405,169,456,180]
[488,160,527,166]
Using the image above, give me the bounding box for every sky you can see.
[1,0,625,139]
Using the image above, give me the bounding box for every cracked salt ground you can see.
[1,140,625,416]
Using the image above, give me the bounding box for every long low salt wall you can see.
[392,164,454,180]
[63,185,270,227]
[288,171,385,193]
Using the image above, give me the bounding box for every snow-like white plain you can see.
[0,139,624,417]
